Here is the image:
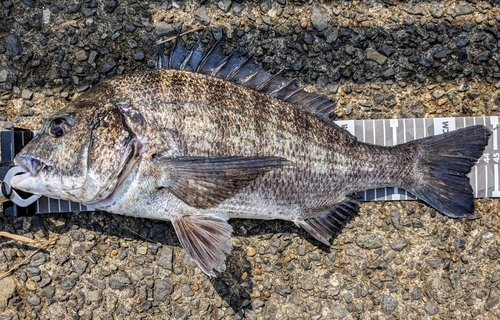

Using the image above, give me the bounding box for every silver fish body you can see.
[11,40,492,276]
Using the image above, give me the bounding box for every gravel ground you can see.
[1,1,500,319]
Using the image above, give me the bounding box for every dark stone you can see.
[30,252,46,266]
[109,279,125,290]
[35,78,46,86]
[68,3,80,13]
[26,267,41,275]
[426,258,441,269]
[275,285,291,296]
[61,277,77,291]
[259,0,271,13]
[485,288,500,311]
[172,302,188,319]
[5,34,23,56]
[72,259,88,274]
[157,247,173,270]
[356,233,383,249]
[181,284,194,297]
[467,89,480,100]
[493,94,500,107]
[26,293,41,306]
[434,49,452,59]
[425,302,439,315]
[454,237,467,253]
[378,44,395,57]
[86,278,106,290]
[194,6,210,25]
[381,295,398,314]
[69,230,85,242]
[20,0,35,7]
[408,55,418,63]
[90,73,100,84]
[81,6,96,16]
[458,49,468,64]
[390,238,408,252]
[418,57,433,67]
[139,301,152,311]
[132,51,145,61]
[100,61,117,73]
[104,1,118,13]
[3,1,13,9]
[154,279,173,301]
[310,3,328,31]
[125,23,136,32]
[456,36,470,48]
[40,286,55,299]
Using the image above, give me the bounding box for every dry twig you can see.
[0,232,59,279]
[156,26,205,45]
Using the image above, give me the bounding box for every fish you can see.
[10,38,492,276]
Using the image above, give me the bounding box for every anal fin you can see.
[296,198,360,245]
[171,214,233,277]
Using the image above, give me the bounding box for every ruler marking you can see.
[474,117,478,197]
[491,116,498,150]
[390,119,400,200]
[485,165,488,198]
[413,118,416,141]
[362,120,366,143]
[383,120,386,147]
[403,119,406,143]
[423,118,426,138]
[494,164,500,197]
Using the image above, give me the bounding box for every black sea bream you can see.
[10,39,492,276]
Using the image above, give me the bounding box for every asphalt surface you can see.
[1,1,500,319]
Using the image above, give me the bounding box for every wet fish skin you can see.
[10,42,491,276]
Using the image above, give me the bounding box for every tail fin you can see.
[408,125,491,218]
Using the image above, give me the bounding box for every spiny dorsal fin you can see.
[157,37,337,122]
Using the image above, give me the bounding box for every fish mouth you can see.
[14,155,48,176]
[85,138,140,208]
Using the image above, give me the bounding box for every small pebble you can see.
[246,246,257,257]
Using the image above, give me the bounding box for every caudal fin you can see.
[408,125,492,218]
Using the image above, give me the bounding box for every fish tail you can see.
[406,125,491,218]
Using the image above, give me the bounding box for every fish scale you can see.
[6,39,492,277]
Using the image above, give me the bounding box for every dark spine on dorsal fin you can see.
[158,37,338,123]
[169,37,189,69]
[179,40,205,71]
[197,39,226,74]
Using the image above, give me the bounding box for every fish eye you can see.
[49,118,71,138]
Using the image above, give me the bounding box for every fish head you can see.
[11,95,140,206]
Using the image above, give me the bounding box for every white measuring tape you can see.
[335,116,500,201]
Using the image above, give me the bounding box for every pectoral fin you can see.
[158,156,289,209]
[171,214,233,277]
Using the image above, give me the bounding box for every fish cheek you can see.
[87,109,135,188]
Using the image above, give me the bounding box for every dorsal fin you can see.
[157,37,338,123]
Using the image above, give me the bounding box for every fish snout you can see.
[14,155,45,175]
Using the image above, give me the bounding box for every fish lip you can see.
[14,155,49,176]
